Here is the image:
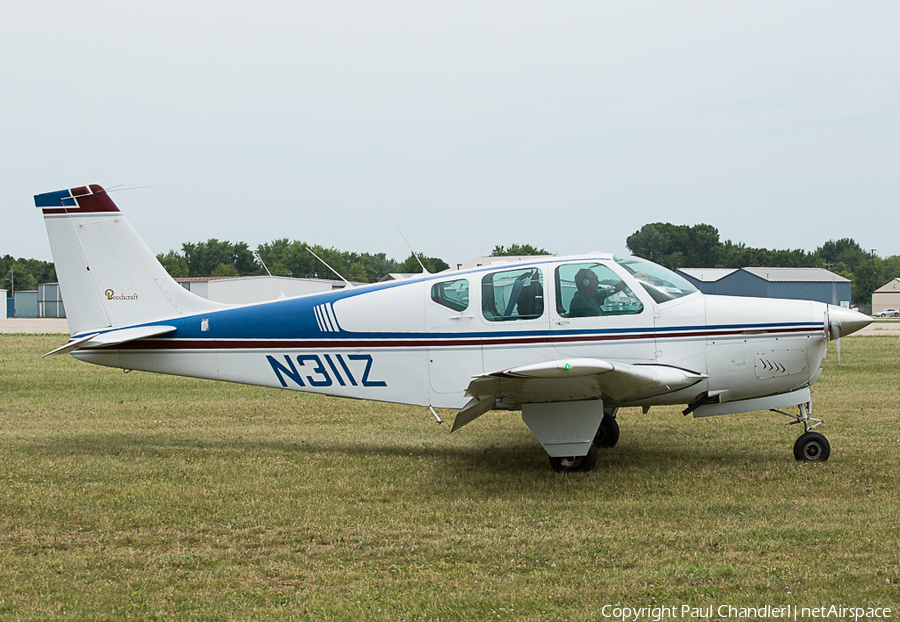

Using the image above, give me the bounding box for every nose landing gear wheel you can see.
[793,432,831,462]
[549,443,598,473]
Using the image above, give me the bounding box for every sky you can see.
[2,1,898,270]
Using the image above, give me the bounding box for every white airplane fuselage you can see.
[71,256,828,411]
[37,184,870,470]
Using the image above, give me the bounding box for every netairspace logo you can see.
[600,604,892,622]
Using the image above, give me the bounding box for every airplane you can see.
[35,184,872,472]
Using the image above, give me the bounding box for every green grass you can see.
[1,334,898,620]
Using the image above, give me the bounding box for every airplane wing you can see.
[43,325,177,357]
[452,358,705,431]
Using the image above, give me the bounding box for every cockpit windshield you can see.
[614,255,698,303]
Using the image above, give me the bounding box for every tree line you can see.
[627,223,900,306]
[155,240,553,284]
[2,255,56,295]
[155,239,451,284]
[5,225,898,307]
[2,240,547,297]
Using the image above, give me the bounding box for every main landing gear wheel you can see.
[793,432,831,462]
[549,443,598,473]
[594,416,620,448]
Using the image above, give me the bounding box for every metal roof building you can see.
[873,278,900,314]
[6,277,352,319]
[676,268,738,287]
[11,291,38,318]
[677,267,851,307]
[455,255,557,271]
[38,283,65,318]
[175,275,347,304]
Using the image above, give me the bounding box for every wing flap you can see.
[453,357,705,430]
[450,395,495,432]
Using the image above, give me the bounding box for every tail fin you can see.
[35,184,226,335]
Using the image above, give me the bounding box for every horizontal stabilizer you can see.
[42,333,100,357]
[43,325,176,357]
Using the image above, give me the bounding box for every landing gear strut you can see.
[773,401,831,462]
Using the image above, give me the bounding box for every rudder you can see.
[35,184,226,335]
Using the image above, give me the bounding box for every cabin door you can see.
[426,276,483,408]
[550,261,656,362]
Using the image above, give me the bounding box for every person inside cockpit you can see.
[568,268,604,317]
[568,268,627,317]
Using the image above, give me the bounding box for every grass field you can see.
[1,334,898,620]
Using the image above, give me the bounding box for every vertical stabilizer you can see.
[35,185,227,335]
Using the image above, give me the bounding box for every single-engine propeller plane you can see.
[36,185,871,471]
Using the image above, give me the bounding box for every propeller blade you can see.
[827,305,872,365]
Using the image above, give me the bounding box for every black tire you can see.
[793,432,831,462]
[594,416,620,448]
[549,443,598,473]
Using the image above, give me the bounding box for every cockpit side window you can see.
[613,255,698,303]
[482,268,544,322]
[431,278,469,312]
[555,262,643,317]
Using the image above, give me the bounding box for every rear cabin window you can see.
[431,279,469,312]
[482,268,544,322]
[555,263,643,317]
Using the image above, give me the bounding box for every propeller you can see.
[827,305,874,364]
[827,307,842,364]
[835,325,842,364]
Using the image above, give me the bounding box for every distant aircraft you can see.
[36,185,871,471]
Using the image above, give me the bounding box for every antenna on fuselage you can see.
[254,251,287,299]
[398,228,430,274]
[305,246,354,288]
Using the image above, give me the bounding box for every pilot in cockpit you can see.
[568,269,604,317]
[568,268,624,317]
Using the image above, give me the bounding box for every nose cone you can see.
[828,305,873,338]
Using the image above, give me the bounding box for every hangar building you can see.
[7,276,347,318]
[11,291,38,318]
[873,278,900,315]
[10,285,65,318]
[174,275,347,304]
[677,267,851,307]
